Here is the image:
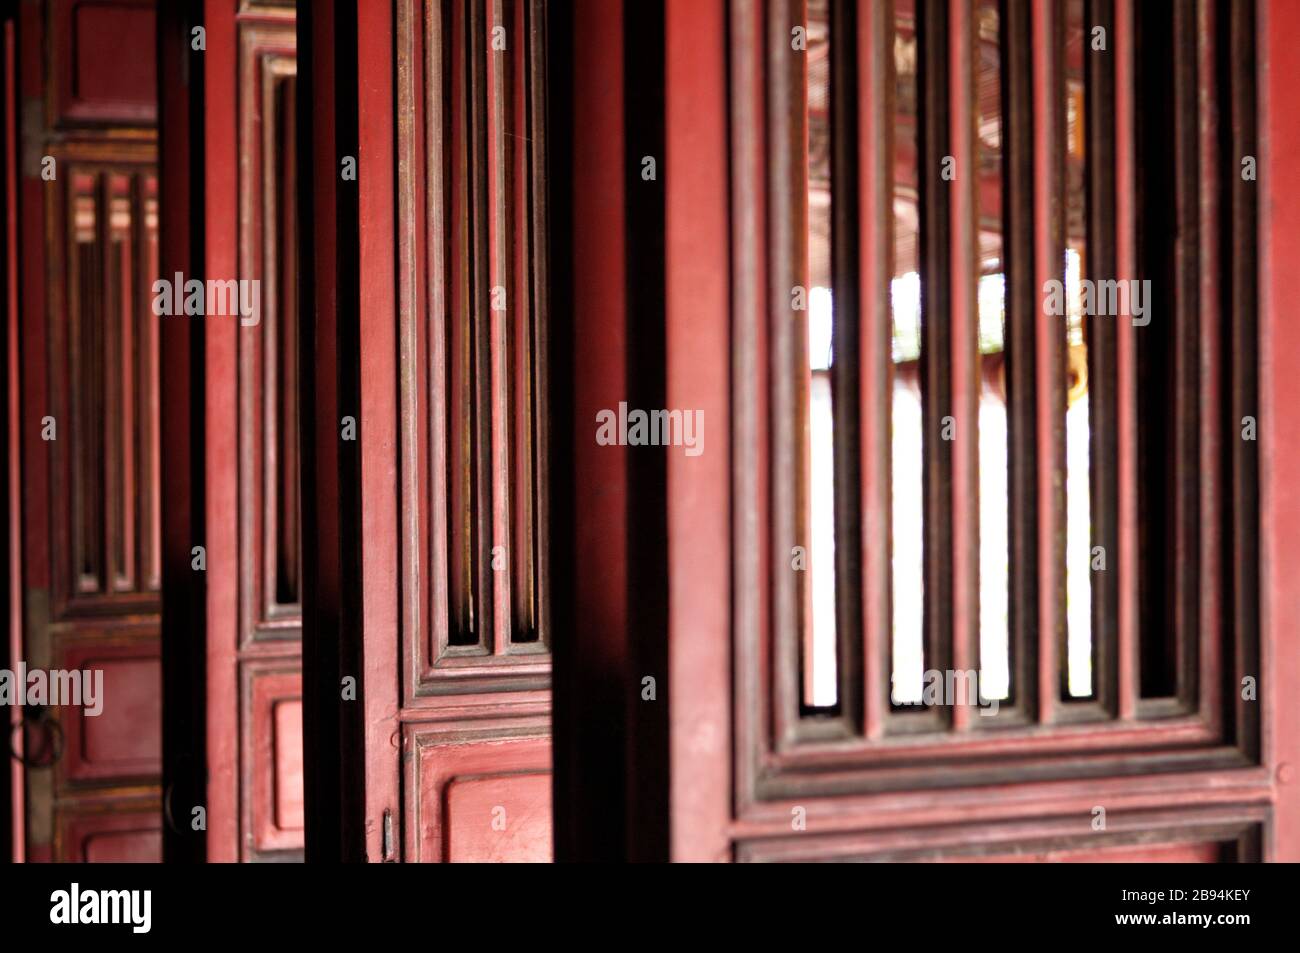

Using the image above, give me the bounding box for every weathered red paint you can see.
[203,0,240,863]
[665,0,731,862]
[1259,0,1300,861]
[356,0,402,863]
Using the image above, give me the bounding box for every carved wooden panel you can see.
[734,807,1266,863]
[47,158,160,621]
[22,59,162,858]
[58,635,162,784]
[49,0,157,126]
[214,6,302,862]
[56,800,163,863]
[398,0,550,701]
[244,664,304,856]
[381,0,554,864]
[408,728,551,862]
[238,19,300,648]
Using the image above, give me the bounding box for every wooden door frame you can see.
[202,0,240,862]
[558,0,1299,862]
[1259,0,1300,860]
[1,0,17,865]
[157,0,207,865]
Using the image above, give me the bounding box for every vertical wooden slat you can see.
[525,0,549,647]
[399,0,426,664]
[511,0,536,643]
[447,0,473,647]
[1003,0,1039,720]
[831,0,864,727]
[1114,0,1139,719]
[103,176,121,592]
[468,0,494,649]
[1229,0,1259,760]
[949,0,977,729]
[768,0,805,745]
[357,0,403,864]
[422,0,448,663]
[730,0,773,785]
[918,0,953,720]
[1085,0,1119,715]
[115,179,136,592]
[858,0,891,740]
[1171,0,1201,709]
[3,10,23,861]
[1195,0,1222,731]
[488,0,512,654]
[1032,0,1065,724]
[142,178,161,593]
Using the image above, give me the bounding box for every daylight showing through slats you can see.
[787,0,1251,743]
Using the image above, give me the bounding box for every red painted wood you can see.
[59,641,161,782]
[248,668,303,852]
[1114,0,1139,721]
[665,0,731,862]
[4,12,23,862]
[356,0,402,863]
[204,0,303,862]
[11,0,161,863]
[961,842,1223,864]
[203,0,241,863]
[948,0,977,731]
[1031,0,1064,725]
[445,772,550,862]
[50,0,156,125]
[1260,0,1300,862]
[858,0,890,743]
[410,734,550,862]
[59,806,162,863]
[634,0,1284,863]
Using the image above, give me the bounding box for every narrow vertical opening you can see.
[1064,0,1094,698]
[889,0,924,707]
[974,0,1009,704]
[274,74,301,608]
[1134,0,1198,700]
[802,0,837,709]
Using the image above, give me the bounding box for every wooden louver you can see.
[732,0,1260,817]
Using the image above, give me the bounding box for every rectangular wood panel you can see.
[206,0,302,862]
[607,0,1287,862]
[57,802,163,863]
[15,0,162,859]
[49,0,157,125]
[408,729,551,863]
[337,0,556,862]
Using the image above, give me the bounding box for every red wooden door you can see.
[203,0,305,862]
[557,0,1297,862]
[8,0,163,862]
[301,0,554,863]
